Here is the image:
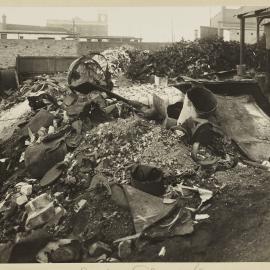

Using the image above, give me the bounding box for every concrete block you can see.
[20,184,32,196]
[16,195,28,206]
[118,240,132,259]
[25,193,51,214]
[25,202,55,230]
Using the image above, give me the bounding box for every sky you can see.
[0,6,237,41]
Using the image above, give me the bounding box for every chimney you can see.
[98,13,107,23]
[194,29,198,39]
[1,14,6,30]
[2,14,6,24]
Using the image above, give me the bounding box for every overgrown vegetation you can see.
[125,37,267,80]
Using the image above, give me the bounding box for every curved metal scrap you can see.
[67,53,113,92]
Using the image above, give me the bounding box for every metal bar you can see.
[240,17,245,65]
[70,83,146,111]
[16,55,20,83]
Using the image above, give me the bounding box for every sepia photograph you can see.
[0,0,270,266]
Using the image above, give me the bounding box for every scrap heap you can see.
[0,46,268,263]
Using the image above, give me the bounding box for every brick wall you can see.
[0,39,170,69]
[0,39,77,68]
[77,41,170,55]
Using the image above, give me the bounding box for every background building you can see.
[0,14,69,40]
[0,13,142,42]
[210,6,268,43]
[46,13,108,37]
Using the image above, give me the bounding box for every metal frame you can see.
[237,7,270,65]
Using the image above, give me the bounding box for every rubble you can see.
[96,254,108,262]
[36,239,78,263]
[50,240,82,263]
[158,246,166,257]
[9,228,52,263]
[24,138,67,179]
[74,199,87,213]
[0,46,267,263]
[195,214,210,220]
[130,164,165,196]
[19,183,32,196]
[40,162,67,187]
[15,195,28,206]
[88,241,112,257]
[93,46,132,78]
[23,109,54,136]
[25,193,65,230]
[118,239,132,259]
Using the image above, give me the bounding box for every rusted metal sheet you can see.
[0,68,19,93]
[16,55,77,80]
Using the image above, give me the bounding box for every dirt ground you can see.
[128,164,270,262]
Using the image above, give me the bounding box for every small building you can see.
[200,26,218,39]
[0,14,70,40]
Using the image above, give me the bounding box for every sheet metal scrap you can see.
[68,54,147,112]
[67,53,113,93]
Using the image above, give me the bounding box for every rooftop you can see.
[76,35,142,40]
[5,23,67,33]
[0,23,69,34]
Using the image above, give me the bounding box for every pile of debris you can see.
[1,51,264,263]
[98,46,132,78]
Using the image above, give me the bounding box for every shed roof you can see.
[237,7,270,19]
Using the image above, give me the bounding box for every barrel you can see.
[236,64,246,76]
[187,86,217,118]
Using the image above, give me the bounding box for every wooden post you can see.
[240,17,245,65]
[266,50,270,74]
[257,17,260,44]
[266,50,270,94]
